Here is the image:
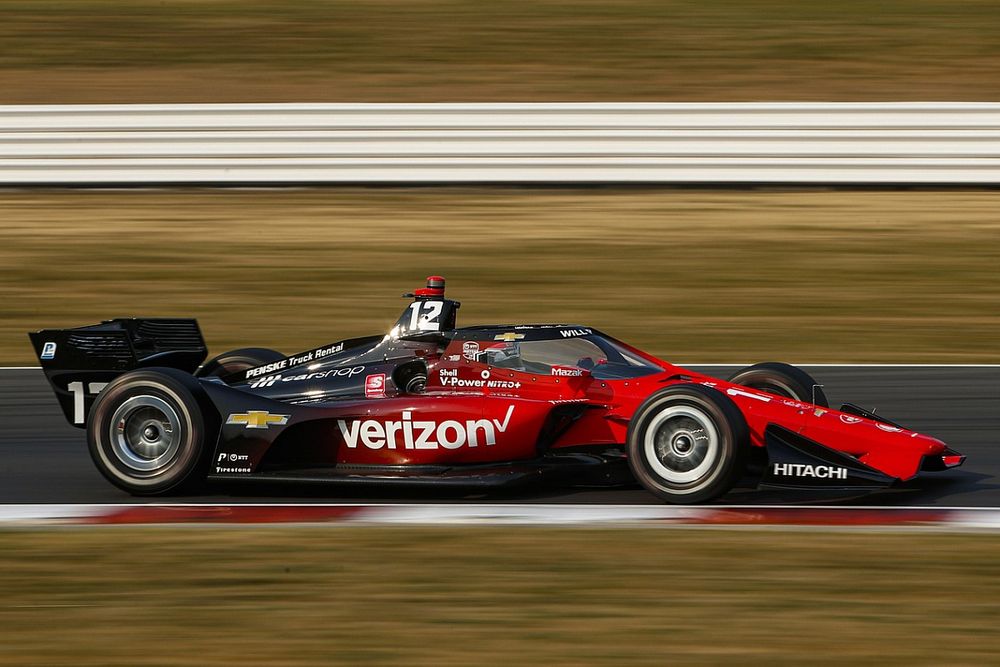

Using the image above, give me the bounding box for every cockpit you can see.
[457,329,663,380]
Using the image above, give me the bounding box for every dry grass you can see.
[2,188,999,365]
[0,527,998,665]
[2,1,1000,103]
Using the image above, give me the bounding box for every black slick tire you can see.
[196,347,285,379]
[727,362,829,407]
[87,368,211,496]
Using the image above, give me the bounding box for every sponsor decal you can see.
[215,466,252,474]
[772,463,848,480]
[782,399,808,410]
[246,359,287,378]
[338,405,515,450]
[462,341,481,360]
[876,422,903,433]
[551,365,585,377]
[40,342,57,360]
[840,414,863,424]
[250,366,365,389]
[365,373,386,399]
[245,342,347,379]
[226,411,290,429]
[494,332,525,342]
[439,368,458,379]
[559,328,592,338]
[439,376,522,390]
[726,387,773,403]
[446,354,461,362]
[814,408,827,417]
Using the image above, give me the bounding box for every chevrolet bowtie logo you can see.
[226,411,290,429]
[493,332,525,342]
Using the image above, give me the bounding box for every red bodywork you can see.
[323,335,949,482]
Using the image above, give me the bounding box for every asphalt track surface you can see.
[1,366,997,506]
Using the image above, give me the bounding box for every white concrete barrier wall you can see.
[1,102,999,184]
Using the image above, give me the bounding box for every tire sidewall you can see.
[87,370,206,495]
[627,385,747,503]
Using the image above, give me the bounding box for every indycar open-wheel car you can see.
[29,276,965,502]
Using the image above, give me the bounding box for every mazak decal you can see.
[338,406,515,450]
[551,365,585,377]
[226,411,290,429]
[559,328,592,338]
[365,373,386,399]
[772,463,848,480]
[249,366,365,389]
[40,342,57,360]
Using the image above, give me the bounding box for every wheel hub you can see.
[109,395,182,473]
[644,405,720,484]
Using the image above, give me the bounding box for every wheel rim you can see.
[108,395,182,473]
[643,405,719,484]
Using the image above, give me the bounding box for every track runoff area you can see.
[2,364,998,527]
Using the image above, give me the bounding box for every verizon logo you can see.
[337,406,515,450]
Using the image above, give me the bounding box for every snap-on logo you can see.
[337,406,515,450]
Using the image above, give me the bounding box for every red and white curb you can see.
[2,504,1000,529]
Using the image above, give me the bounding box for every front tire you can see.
[727,362,829,407]
[627,384,749,504]
[87,369,211,496]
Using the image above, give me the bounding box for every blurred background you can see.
[3,2,1000,665]
[1,0,999,365]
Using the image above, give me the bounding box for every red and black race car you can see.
[29,276,964,502]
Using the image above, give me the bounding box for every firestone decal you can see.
[216,452,250,472]
[772,463,848,480]
[337,405,515,450]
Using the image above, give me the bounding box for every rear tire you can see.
[627,384,749,504]
[196,347,285,379]
[727,362,829,407]
[87,369,211,496]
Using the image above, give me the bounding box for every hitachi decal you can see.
[337,406,515,450]
[772,463,848,480]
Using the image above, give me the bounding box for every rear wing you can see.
[28,318,207,427]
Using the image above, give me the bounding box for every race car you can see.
[28,276,964,502]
